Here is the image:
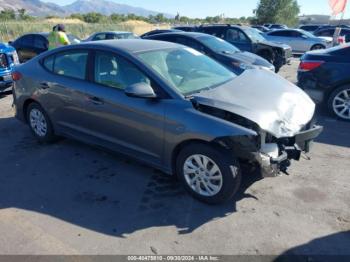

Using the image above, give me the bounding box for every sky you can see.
[43,0,348,19]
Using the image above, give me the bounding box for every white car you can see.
[264,29,332,54]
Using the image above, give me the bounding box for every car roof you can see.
[92,31,133,35]
[200,24,250,30]
[146,31,211,39]
[269,29,302,33]
[77,39,181,53]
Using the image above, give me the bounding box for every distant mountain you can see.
[0,0,173,18]
[0,0,67,16]
[65,0,171,17]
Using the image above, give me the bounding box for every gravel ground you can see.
[0,58,349,257]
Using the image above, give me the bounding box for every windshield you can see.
[197,35,240,54]
[117,33,139,39]
[244,28,266,42]
[137,47,236,95]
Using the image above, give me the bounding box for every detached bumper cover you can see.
[258,125,323,177]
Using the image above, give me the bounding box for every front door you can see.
[225,28,252,52]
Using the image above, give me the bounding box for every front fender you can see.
[162,100,258,172]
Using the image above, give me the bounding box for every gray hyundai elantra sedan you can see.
[12,40,322,204]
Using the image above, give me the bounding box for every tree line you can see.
[0,0,301,27]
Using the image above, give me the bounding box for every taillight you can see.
[338,36,346,44]
[298,61,324,72]
[11,71,22,81]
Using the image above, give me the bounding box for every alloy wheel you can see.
[332,88,350,120]
[29,108,48,137]
[183,154,223,197]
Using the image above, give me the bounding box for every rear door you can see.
[40,49,90,135]
[82,50,167,165]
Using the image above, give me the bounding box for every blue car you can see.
[0,43,19,92]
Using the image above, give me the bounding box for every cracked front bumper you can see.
[258,125,323,177]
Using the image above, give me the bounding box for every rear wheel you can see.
[27,102,57,143]
[328,85,350,121]
[311,44,325,51]
[176,143,241,204]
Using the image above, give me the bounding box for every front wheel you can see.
[311,44,325,51]
[176,143,241,204]
[327,85,350,121]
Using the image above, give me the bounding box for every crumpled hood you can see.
[223,51,274,69]
[192,69,315,138]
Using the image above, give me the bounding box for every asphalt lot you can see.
[0,58,349,257]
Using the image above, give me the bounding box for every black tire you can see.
[311,44,325,51]
[176,143,241,204]
[259,50,280,73]
[26,102,57,143]
[327,85,350,121]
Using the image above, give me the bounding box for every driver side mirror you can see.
[125,83,157,99]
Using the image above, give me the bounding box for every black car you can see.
[195,24,292,72]
[144,32,275,73]
[314,27,350,43]
[9,33,81,63]
[298,43,350,121]
[268,24,288,30]
[251,25,271,33]
[140,29,182,38]
[299,24,324,33]
[172,26,198,32]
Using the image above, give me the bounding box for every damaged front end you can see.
[256,122,323,177]
[196,103,323,177]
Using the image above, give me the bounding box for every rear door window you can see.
[317,29,334,37]
[92,33,107,41]
[42,50,88,80]
[269,31,292,37]
[200,27,225,39]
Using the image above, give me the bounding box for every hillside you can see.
[0,0,67,16]
[0,0,173,17]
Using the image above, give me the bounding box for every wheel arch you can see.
[310,43,326,50]
[23,98,40,123]
[170,139,227,176]
[325,82,350,104]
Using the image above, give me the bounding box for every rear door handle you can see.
[39,82,50,89]
[88,96,104,105]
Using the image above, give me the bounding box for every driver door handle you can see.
[88,96,104,105]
